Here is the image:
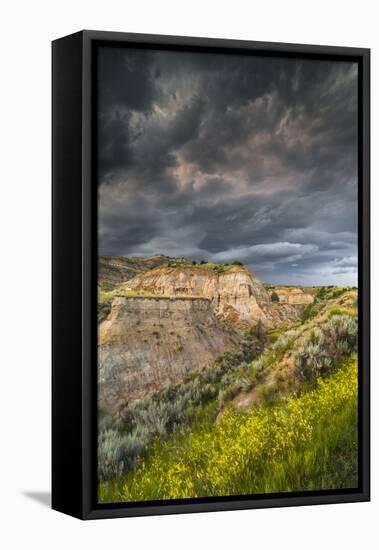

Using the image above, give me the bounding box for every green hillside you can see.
[98,287,358,503]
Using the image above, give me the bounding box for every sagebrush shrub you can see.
[98,428,148,482]
[98,327,267,480]
[218,383,240,406]
[295,314,357,383]
[272,335,290,353]
[237,377,253,393]
[295,338,332,382]
[324,314,357,349]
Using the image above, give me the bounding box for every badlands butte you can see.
[98,255,314,412]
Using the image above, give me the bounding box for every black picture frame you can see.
[52,30,370,520]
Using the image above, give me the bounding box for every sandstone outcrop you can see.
[122,266,269,325]
[98,258,315,409]
[272,287,315,305]
[121,265,313,328]
[99,296,239,412]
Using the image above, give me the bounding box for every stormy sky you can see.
[97,46,358,286]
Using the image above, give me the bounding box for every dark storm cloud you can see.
[97,48,160,180]
[98,47,159,113]
[97,47,358,285]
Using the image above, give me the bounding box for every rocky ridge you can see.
[98,255,187,289]
[121,264,313,328]
[98,257,315,410]
[266,286,315,305]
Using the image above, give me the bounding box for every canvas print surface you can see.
[97,46,358,504]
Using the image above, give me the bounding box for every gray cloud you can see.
[97,47,358,286]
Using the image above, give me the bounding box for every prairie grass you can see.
[97,328,265,482]
[99,355,358,502]
[161,261,245,274]
[116,289,209,300]
[99,287,209,302]
[329,307,358,318]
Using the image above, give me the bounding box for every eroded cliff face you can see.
[121,266,268,325]
[99,296,239,412]
[98,261,315,409]
[272,287,315,305]
[120,266,313,328]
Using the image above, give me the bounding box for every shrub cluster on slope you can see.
[99,355,358,502]
[98,326,266,482]
[217,327,300,407]
[98,288,359,500]
[299,286,352,324]
[295,314,357,383]
[98,307,358,484]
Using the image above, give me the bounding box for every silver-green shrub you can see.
[295,314,357,383]
[98,428,149,481]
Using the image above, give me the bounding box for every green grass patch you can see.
[115,289,209,300]
[98,281,119,292]
[267,328,285,343]
[300,301,322,324]
[316,286,351,300]
[160,261,245,274]
[99,355,358,502]
[98,290,115,304]
[329,307,358,318]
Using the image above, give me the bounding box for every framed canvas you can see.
[52,30,370,520]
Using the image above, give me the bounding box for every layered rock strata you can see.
[121,266,313,328]
[98,262,315,409]
[99,296,239,412]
